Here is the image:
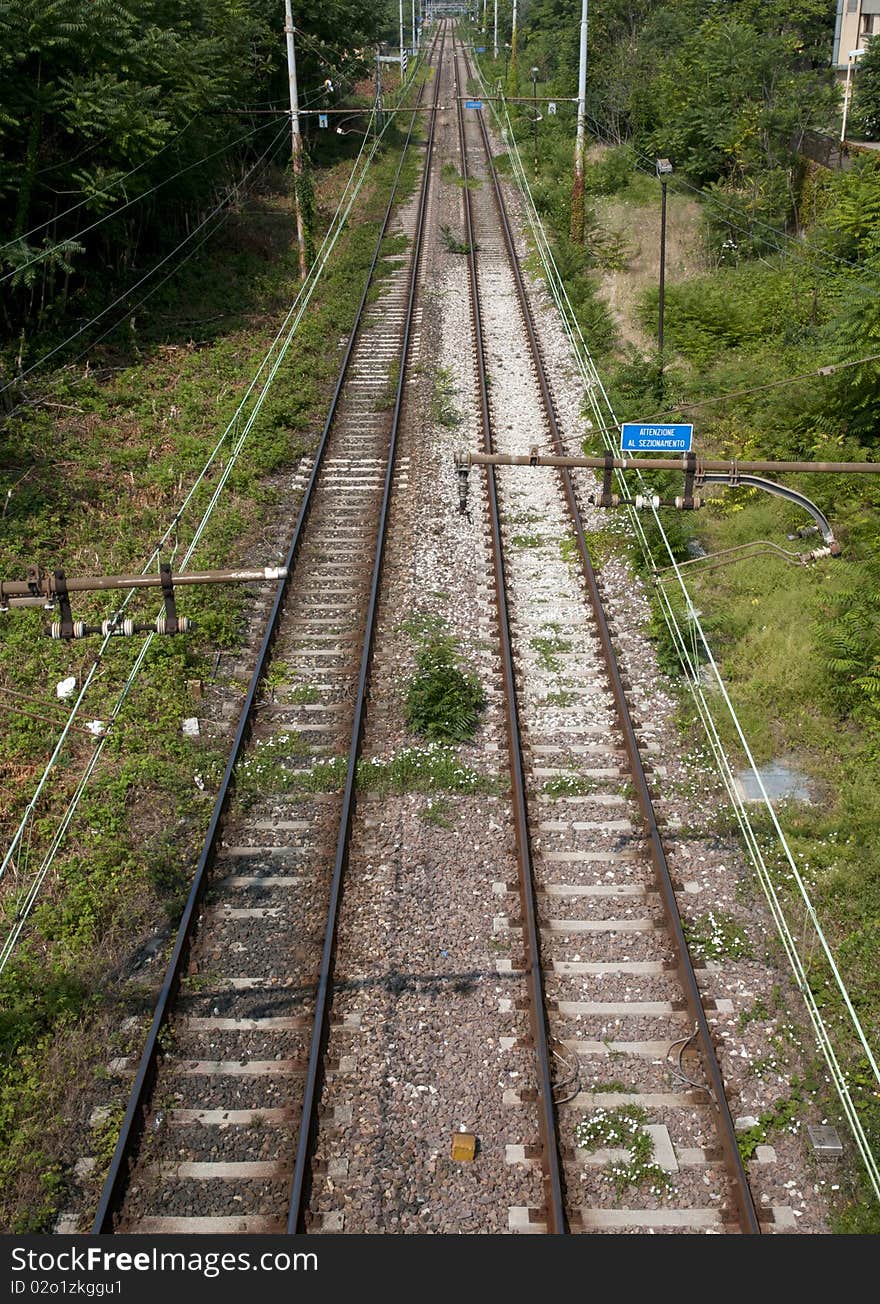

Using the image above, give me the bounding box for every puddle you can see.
[734,760,812,804]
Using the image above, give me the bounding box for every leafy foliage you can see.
[403,615,487,744]
[0,0,392,343]
[820,586,880,721]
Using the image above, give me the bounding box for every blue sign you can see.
[620,422,693,453]
[476,46,486,52]
[318,113,328,129]
[465,99,483,110]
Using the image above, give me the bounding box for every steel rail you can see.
[452,32,568,1235]
[91,66,436,1234]
[461,44,763,1235]
[286,24,445,1234]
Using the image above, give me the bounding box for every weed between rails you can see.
[235,745,499,807]
[402,614,486,744]
[574,1105,671,1197]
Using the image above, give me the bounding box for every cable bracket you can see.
[158,562,180,635]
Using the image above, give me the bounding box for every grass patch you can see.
[439,223,473,255]
[531,630,572,673]
[431,366,461,429]
[441,161,482,190]
[574,1105,671,1197]
[543,773,594,797]
[418,797,452,828]
[682,909,754,961]
[358,744,498,796]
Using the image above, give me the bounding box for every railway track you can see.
[449,33,763,1233]
[79,19,807,1236]
[90,28,443,1233]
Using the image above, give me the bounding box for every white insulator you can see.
[155,615,167,635]
[635,494,660,510]
[178,615,190,633]
[50,622,62,639]
[73,621,87,639]
[101,620,114,637]
[123,618,136,637]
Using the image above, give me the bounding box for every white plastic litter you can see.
[56,676,76,699]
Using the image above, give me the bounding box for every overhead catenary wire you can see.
[0,117,199,255]
[0,119,291,396]
[0,116,287,287]
[471,48,880,1202]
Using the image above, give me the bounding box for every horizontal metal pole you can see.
[456,95,578,103]
[458,450,880,475]
[0,566,287,604]
[298,106,444,116]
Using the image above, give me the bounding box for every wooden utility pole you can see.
[284,1,307,280]
[570,0,588,243]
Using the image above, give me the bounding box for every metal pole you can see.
[658,177,668,371]
[841,54,854,142]
[571,0,588,242]
[284,1,307,281]
[376,46,384,134]
[493,0,498,59]
[459,449,880,475]
[400,0,405,79]
[510,0,518,83]
[412,0,416,53]
[532,70,538,179]
[482,0,487,39]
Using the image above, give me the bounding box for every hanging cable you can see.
[1,120,290,396]
[0,117,287,287]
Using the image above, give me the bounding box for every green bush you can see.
[403,616,486,743]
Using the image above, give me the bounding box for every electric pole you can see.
[570,0,588,243]
[509,0,518,90]
[376,45,384,135]
[399,0,405,80]
[493,0,498,59]
[284,1,307,280]
[656,158,673,397]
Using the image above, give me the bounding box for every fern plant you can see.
[403,615,486,744]
[821,586,880,719]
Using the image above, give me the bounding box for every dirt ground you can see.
[594,188,704,352]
